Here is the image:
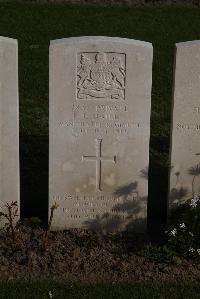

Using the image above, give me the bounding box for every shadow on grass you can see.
[1,281,200,299]
[148,135,169,236]
[20,135,48,226]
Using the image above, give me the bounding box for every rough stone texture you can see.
[49,36,152,232]
[169,40,200,208]
[0,37,19,226]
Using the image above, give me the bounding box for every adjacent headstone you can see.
[169,41,200,208]
[0,37,19,226]
[49,36,153,232]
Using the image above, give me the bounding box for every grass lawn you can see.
[0,2,200,223]
[0,281,200,299]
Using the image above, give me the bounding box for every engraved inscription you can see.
[177,123,200,130]
[194,107,200,113]
[52,193,139,220]
[77,52,126,100]
[59,102,141,137]
[175,106,200,132]
[174,106,200,132]
[82,139,116,191]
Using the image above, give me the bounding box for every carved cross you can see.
[82,139,116,191]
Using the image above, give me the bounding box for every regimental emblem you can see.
[77,52,126,100]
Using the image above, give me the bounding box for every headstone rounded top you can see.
[0,36,17,44]
[0,35,19,228]
[176,40,200,48]
[169,39,200,207]
[49,34,153,232]
[50,36,152,48]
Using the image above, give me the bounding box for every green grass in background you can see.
[0,281,200,299]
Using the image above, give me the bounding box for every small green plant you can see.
[139,244,175,263]
[167,196,200,259]
[0,201,19,242]
[43,202,59,250]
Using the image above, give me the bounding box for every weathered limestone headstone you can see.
[49,36,153,232]
[0,37,19,226]
[169,41,200,208]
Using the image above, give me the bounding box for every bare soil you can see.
[0,226,199,283]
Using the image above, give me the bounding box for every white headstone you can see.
[0,37,19,226]
[169,40,200,208]
[49,36,153,232]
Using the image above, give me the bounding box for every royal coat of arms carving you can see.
[77,52,126,100]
